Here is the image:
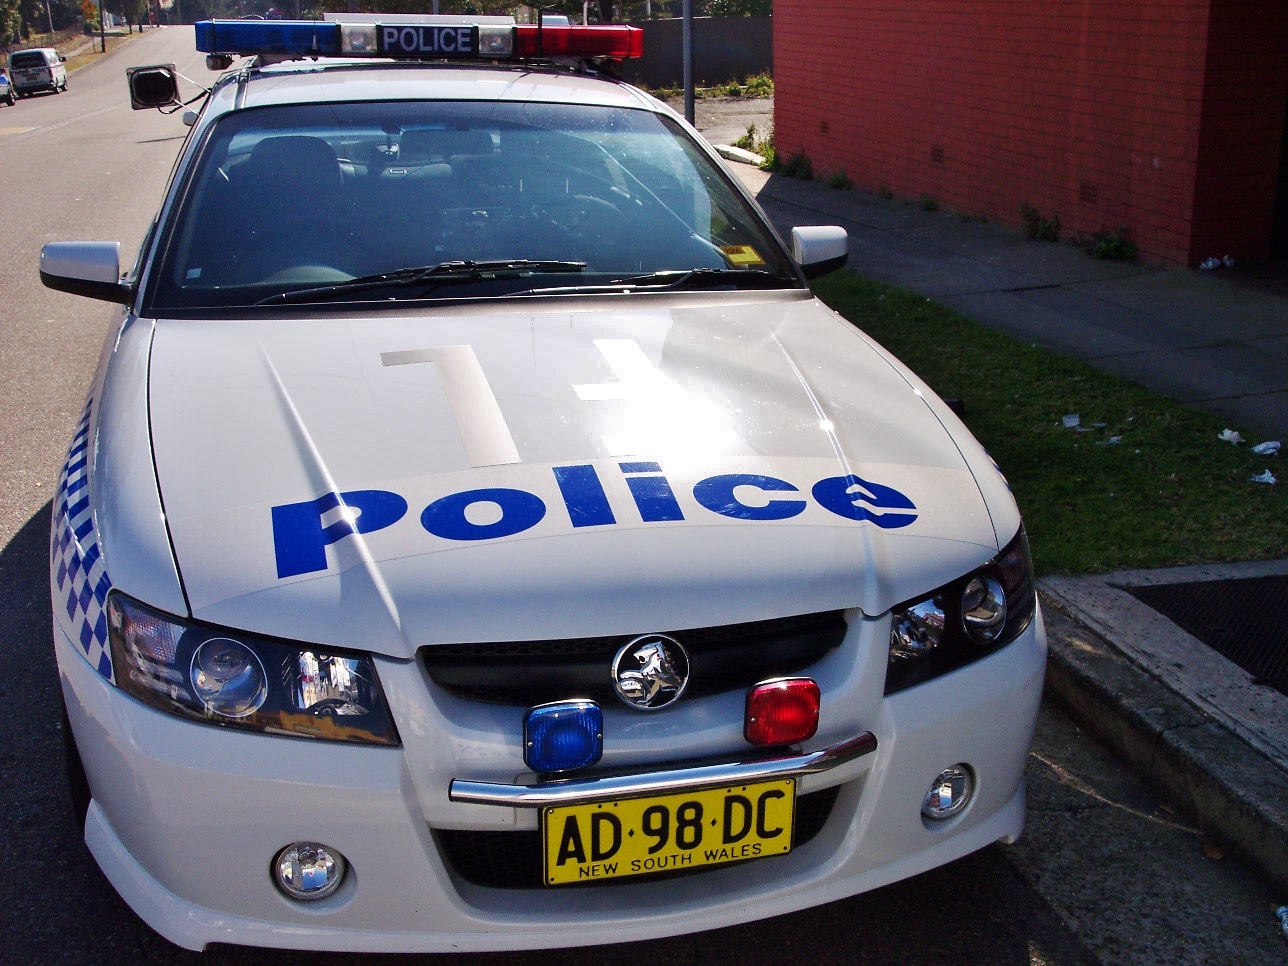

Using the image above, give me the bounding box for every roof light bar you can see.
[194,17,642,61]
[514,24,644,59]
[195,20,341,57]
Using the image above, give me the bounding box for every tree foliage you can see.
[704,0,769,14]
[162,0,769,27]
[2,0,22,43]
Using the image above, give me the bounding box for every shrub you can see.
[757,128,778,170]
[826,169,852,190]
[1089,228,1138,261]
[919,194,939,212]
[1020,203,1061,241]
[742,73,774,97]
[780,151,813,180]
[732,123,757,152]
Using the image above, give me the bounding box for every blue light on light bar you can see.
[194,20,342,57]
[524,700,603,774]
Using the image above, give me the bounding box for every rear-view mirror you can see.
[791,226,848,279]
[127,63,179,110]
[40,242,134,304]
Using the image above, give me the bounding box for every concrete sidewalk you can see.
[737,165,1288,439]
[722,157,1288,894]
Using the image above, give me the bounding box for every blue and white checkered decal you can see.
[53,401,113,682]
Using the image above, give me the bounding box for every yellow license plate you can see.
[541,778,795,885]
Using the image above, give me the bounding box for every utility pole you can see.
[682,0,693,124]
[97,0,105,51]
[45,0,53,35]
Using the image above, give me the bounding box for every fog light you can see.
[922,765,973,820]
[273,842,346,901]
[524,700,603,773]
[745,677,820,746]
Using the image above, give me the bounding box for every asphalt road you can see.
[0,28,1283,966]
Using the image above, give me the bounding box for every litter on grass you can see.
[1251,441,1281,456]
[1218,429,1243,444]
[1249,470,1277,485]
[1062,414,1081,428]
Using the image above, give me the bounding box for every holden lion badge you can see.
[611,635,690,710]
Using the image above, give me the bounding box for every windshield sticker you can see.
[721,245,766,267]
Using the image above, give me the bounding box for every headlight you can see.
[106,592,399,745]
[885,526,1035,695]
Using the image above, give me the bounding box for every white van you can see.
[9,47,67,97]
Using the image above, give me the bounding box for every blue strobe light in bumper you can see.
[524,700,603,774]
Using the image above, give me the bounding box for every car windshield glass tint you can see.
[148,99,798,309]
[11,52,45,68]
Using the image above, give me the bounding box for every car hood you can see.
[148,292,1012,659]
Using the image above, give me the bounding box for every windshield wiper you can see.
[516,268,799,298]
[608,268,798,290]
[254,259,586,306]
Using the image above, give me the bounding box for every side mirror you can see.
[127,63,179,110]
[40,242,134,304]
[791,226,848,279]
[59,55,67,62]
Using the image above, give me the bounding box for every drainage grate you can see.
[1125,576,1288,697]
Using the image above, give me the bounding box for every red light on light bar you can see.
[744,678,820,747]
[514,24,643,59]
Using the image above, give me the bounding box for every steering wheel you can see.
[228,222,371,285]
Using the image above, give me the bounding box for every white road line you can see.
[0,103,123,147]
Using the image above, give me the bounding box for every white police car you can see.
[42,15,1045,953]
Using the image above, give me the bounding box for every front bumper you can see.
[58,606,1046,953]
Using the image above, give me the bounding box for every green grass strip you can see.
[812,272,1287,576]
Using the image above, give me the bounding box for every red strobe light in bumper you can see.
[744,678,820,746]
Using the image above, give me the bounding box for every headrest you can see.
[241,135,342,193]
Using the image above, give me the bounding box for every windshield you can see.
[11,52,47,69]
[148,98,799,310]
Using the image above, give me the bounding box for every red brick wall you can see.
[774,0,1283,265]
[1189,0,1288,264]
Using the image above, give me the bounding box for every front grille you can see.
[437,785,841,890]
[422,611,848,706]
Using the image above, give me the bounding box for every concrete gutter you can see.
[1040,570,1288,895]
[712,143,765,166]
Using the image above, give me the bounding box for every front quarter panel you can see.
[94,314,187,617]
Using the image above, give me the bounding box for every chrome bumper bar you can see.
[449,731,878,808]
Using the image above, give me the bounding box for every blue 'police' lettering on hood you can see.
[271,464,918,580]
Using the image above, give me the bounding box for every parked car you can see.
[9,47,67,96]
[40,14,1044,953]
[0,69,16,106]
